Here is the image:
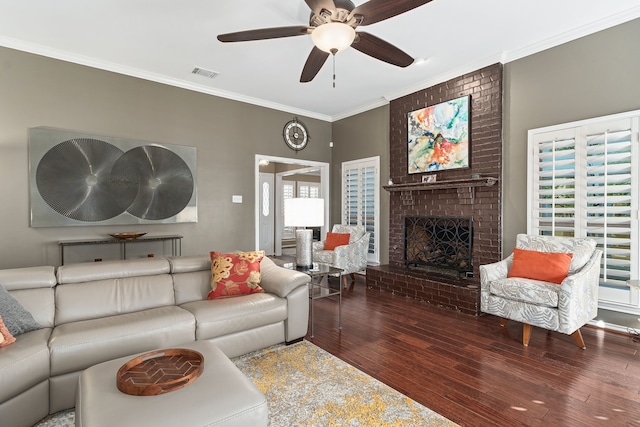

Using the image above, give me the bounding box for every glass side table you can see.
[283,262,343,338]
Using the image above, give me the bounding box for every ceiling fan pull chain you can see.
[331,48,338,88]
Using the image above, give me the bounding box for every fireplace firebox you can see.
[404,216,473,275]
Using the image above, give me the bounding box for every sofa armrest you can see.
[557,249,602,333]
[312,241,325,252]
[259,257,310,298]
[479,254,513,291]
[330,232,370,274]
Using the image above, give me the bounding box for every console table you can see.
[58,235,182,265]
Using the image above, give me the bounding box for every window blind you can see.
[281,181,295,239]
[529,113,639,309]
[342,157,380,264]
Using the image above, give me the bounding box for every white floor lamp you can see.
[284,198,324,269]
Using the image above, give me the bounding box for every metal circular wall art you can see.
[110,146,194,220]
[32,129,196,226]
[35,138,126,222]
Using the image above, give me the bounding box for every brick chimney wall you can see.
[387,63,504,285]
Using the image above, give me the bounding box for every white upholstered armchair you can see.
[480,234,602,349]
[313,224,370,287]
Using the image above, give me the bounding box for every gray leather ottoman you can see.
[75,341,268,427]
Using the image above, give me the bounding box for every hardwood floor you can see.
[306,275,640,427]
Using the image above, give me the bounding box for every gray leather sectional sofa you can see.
[0,255,310,427]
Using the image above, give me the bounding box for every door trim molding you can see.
[254,155,330,254]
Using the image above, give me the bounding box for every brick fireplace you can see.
[366,63,503,315]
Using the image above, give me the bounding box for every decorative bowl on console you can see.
[109,232,147,240]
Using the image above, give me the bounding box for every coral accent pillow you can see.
[0,315,16,348]
[324,233,350,250]
[508,248,573,284]
[208,251,265,299]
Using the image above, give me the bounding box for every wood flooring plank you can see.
[305,277,640,426]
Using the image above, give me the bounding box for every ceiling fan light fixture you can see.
[311,23,356,54]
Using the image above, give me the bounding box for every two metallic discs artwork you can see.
[30,128,197,227]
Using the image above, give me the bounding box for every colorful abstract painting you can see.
[407,95,470,174]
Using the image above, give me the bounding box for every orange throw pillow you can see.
[0,315,16,348]
[208,251,265,299]
[324,233,350,250]
[508,248,573,284]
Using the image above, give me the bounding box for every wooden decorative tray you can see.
[116,348,204,396]
[109,232,147,240]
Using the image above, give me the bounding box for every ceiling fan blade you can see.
[352,32,414,67]
[300,47,330,83]
[304,0,336,16]
[351,0,433,26]
[218,26,311,42]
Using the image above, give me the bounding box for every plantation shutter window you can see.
[528,112,640,312]
[530,129,578,237]
[282,180,295,239]
[342,157,380,264]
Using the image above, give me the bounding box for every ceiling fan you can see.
[217,0,433,83]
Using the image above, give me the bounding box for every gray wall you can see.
[0,47,332,268]
[503,18,640,254]
[331,105,390,264]
[2,17,637,268]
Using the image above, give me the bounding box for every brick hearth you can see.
[367,265,479,315]
[366,63,503,316]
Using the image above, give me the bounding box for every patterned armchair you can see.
[313,224,371,287]
[480,234,602,349]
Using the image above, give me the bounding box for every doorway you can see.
[254,155,330,256]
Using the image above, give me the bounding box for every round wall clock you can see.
[283,118,309,151]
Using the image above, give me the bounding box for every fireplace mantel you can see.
[383,176,498,206]
[383,176,497,192]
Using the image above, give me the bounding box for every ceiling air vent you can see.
[191,67,218,79]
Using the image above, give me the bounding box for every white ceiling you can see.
[1,0,639,122]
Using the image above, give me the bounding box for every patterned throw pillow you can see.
[0,315,16,348]
[208,251,265,299]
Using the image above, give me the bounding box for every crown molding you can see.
[330,97,390,122]
[503,5,640,63]
[3,6,639,124]
[382,52,504,103]
[0,36,333,123]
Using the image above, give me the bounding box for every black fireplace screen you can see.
[404,216,473,273]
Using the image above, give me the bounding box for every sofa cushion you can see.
[208,251,265,299]
[508,248,573,284]
[10,287,55,329]
[54,274,176,325]
[180,293,286,340]
[49,306,195,376]
[0,328,51,403]
[515,234,596,274]
[56,258,170,284]
[0,315,16,348]
[0,266,56,291]
[173,270,211,305]
[490,277,560,308]
[168,255,211,274]
[0,285,41,336]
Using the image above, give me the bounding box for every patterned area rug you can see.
[35,340,457,427]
